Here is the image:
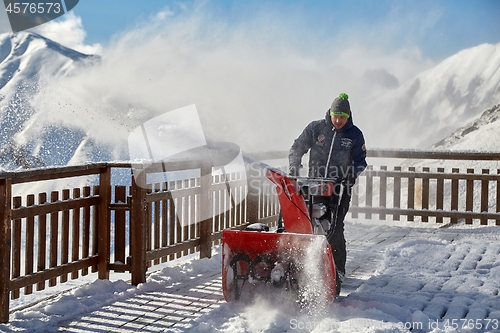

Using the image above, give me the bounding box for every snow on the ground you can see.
[1,221,500,333]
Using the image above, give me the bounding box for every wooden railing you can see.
[253,149,500,225]
[350,165,500,225]
[1,149,499,322]
[0,158,276,322]
[354,149,500,225]
[0,164,110,322]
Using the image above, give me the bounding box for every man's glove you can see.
[289,165,301,177]
[342,171,356,187]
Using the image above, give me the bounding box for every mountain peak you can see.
[0,31,96,90]
[0,31,98,170]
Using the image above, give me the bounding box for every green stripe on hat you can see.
[330,111,350,118]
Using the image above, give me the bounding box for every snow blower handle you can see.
[297,178,336,197]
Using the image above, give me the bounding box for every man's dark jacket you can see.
[289,110,367,183]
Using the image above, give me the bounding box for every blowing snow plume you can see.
[24,1,436,159]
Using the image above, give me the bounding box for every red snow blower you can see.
[222,164,339,304]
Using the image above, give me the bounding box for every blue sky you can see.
[68,0,500,61]
[1,0,499,61]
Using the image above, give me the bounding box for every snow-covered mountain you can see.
[0,33,91,92]
[368,42,500,148]
[432,104,500,151]
[422,104,500,172]
[0,32,99,170]
[0,31,499,171]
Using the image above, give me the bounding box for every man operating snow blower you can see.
[288,93,367,290]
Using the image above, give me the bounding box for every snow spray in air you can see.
[296,236,329,315]
[128,104,248,226]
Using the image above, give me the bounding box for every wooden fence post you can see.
[481,169,489,226]
[436,168,445,223]
[0,179,12,323]
[497,169,500,226]
[365,166,374,220]
[450,168,459,224]
[199,161,213,259]
[114,186,127,271]
[422,167,430,222]
[466,168,474,224]
[98,167,111,280]
[393,166,402,221]
[379,166,387,220]
[407,167,415,221]
[49,191,59,287]
[131,169,147,285]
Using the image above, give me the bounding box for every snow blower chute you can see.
[222,164,338,304]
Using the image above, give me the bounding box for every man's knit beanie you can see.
[330,93,351,118]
